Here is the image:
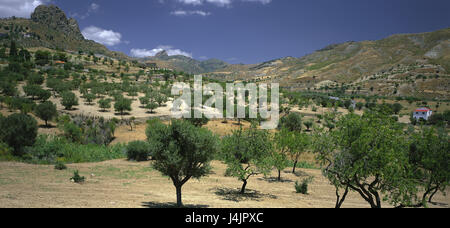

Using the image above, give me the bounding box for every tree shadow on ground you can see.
[430,201,448,207]
[284,170,309,177]
[114,112,131,116]
[38,124,56,129]
[258,176,294,183]
[141,201,209,208]
[212,187,277,202]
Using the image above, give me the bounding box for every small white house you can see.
[413,108,433,121]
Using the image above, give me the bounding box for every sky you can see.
[0,0,449,64]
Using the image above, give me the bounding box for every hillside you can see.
[0,5,129,60]
[209,28,450,100]
[141,50,229,74]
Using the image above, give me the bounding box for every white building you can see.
[413,108,433,121]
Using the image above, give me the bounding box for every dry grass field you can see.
[0,159,448,208]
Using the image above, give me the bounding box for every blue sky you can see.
[1,0,449,64]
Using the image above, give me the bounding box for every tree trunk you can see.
[176,185,183,207]
[429,187,439,203]
[240,179,248,194]
[45,120,48,127]
[277,169,281,181]
[292,160,298,174]
[335,187,349,209]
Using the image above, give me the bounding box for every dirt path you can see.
[0,160,448,208]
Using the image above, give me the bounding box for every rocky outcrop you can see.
[31,5,83,40]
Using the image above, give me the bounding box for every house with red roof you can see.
[413,108,433,121]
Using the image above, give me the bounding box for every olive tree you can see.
[277,129,310,174]
[61,91,79,110]
[221,123,273,194]
[0,113,38,156]
[280,112,302,132]
[114,97,132,117]
[407,127,449,207]
[146,120,218,207]
[98,98,112,112]
[313,113,418,208]
[34,101,58,127]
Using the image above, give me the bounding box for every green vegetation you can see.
[295,177,314,194]
[0,113,38,156]
[61,91,79,110]
[126,140,151,162]
[147,120,218,207]
[27,135,125,164]
[34,101,58,127]
[221,123,273,194]
[71,170,85,183]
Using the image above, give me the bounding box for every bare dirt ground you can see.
[2,159,448,208]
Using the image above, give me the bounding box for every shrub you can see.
[54,161,67,170]
[28,135,126,164]
[0,113,38,156]
[126,141,151,161]
[61,91,78,110]
[295,177,314,194]
[280,112,302,132]
[98,98,112,112]
[71,170,85,183]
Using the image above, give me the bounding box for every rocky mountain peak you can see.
[155,50,169,58]
[31,4,83,40]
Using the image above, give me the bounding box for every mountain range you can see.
[0,5,449,99]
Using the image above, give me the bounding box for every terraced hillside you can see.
[208,28,450,100]
[0,5,129,61]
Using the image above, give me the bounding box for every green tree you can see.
[280,112,302,132]
[304,121,313,131]
[273,130,292,181]
[114,97,132,117]
[407,127,450,207]
[0,113,38,155]
[146,120,218,207]
[61,91,79,110]
[393,103,403,115]
[84,93,96,105]
[9,40,17,57]
[277,129,311,174]
[313,113,418,208]
[34,101,57,127]
[145,101,158,114]
[98,99,112,112]
[221,123,273,194]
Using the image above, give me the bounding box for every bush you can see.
[61,91,78,110]
[0,113,38,156]
[126,141,151,161]
[295,177,314,194]
[27,135,126,164]
[54,161,67,170]
[34,101,57,126]
[71,170,85,183]
[280,112,302,132]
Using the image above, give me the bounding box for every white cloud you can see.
[89,3,99,12]
[81,26,122,46]
[0,0,47,18]
[241,0,271,5]
[173,0,270,7]
[177,0,203,6]
[131,46,193,58]
[71,2,100,20]
[171,10,211,16]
